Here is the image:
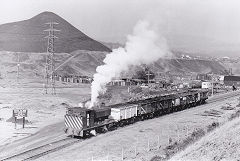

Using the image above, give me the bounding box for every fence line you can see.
[88,125,194,161]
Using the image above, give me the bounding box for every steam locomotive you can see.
[64,89,208,137]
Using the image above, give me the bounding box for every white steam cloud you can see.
[90,20,170,107]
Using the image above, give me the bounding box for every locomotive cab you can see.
[64,107,111,137]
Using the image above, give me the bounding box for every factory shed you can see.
[109,78,140,86]
[224,76,240,86]
[110,79,126,86]
[196,74,211,81]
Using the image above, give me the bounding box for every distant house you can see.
[109,79,126,86]
[224,76,240,86]
[109,78,136,86]
[108,78,158,86]
[55,75,92,84]
[122,78,135,86]
[196,74,211,81]
[131,79,147,85]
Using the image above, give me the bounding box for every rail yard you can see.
[0,82,240,161]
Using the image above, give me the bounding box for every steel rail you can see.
[1,137,81,161]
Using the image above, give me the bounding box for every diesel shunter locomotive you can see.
[64,89,208,137]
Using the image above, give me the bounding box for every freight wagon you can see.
[64,89,208,137]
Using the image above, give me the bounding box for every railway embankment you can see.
[169,107,240,161]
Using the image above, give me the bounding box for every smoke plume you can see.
[90,20,170,107]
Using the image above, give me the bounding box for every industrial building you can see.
[55,75,93,84]
[224,76,240,86]
[196,74,211,81]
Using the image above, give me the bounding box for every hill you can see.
[0,50,228,79]
[51,51,229,77]
[0,11,111,53]
[154,58,227,74]
[100,42,124,49]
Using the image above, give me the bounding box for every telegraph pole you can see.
[211,73,214,96]
[17,53,20,82]
[146,70,153,85]
[44,22,59,94]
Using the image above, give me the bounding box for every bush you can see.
[150,155,165,161]
[191,128,205,138]
[207,122,219,132]
[228,109,240,121]
[164,128,205,158]
[129,86,142,94]
[97,90,112,100]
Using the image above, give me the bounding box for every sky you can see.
[1,0,240,57]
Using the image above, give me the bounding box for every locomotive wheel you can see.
[102,125,108,133]
[178,106,182,111]
[83,130,87,138]
[167,109,171,114]
[107,123,116,131]
[159,111,163,116]
[149,113,154,119]
[95,128,101,133]
[154,112,159,117]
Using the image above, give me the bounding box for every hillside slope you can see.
[170,116,240,161]
[154,58,226,74]
[48,52,228,76]
[100,42,124,50]
[0,12,111,53]
[0,51,227,79]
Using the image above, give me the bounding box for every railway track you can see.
[1,90,239,161]
[0,137,81,161]
[207,90,240,104]
[164,90,240,121]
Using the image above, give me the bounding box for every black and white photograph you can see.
[0,0,240,160]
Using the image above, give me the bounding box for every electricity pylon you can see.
[44,22,59,94]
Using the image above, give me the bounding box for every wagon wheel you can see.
[102,125,108,133]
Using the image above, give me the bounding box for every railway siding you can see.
[1,138,79,161]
